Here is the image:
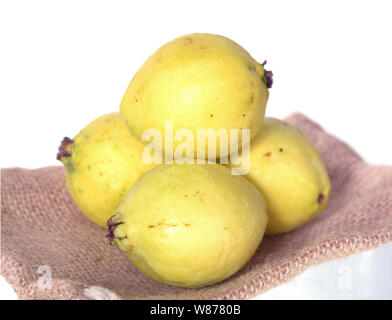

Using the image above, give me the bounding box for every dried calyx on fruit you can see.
[262,60,273,89]
[56,137,74,161]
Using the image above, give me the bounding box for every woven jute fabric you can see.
[1,113,392,300]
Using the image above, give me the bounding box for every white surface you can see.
[254,242,392,300]
[1,0,391,299]
[0,277,17,300]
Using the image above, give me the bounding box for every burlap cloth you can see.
[1,113,392,300]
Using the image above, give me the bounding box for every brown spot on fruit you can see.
[264,152,272,157]
[279,148,283,152]
[148,225,155,228]
[184,37,193,45]
[318,193,325,204]
[185,224,191,227]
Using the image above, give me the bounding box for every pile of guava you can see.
[58,33,330,288]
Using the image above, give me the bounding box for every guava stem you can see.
[106,214,124,245]
[56,137,74,161]
[261,60,273,89]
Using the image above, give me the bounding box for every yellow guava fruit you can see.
[57,112,156,228]
[107,163,268,288]
[229,117,331,235]
[120,33,272,160]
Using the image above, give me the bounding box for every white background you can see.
[1,0,391,299]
